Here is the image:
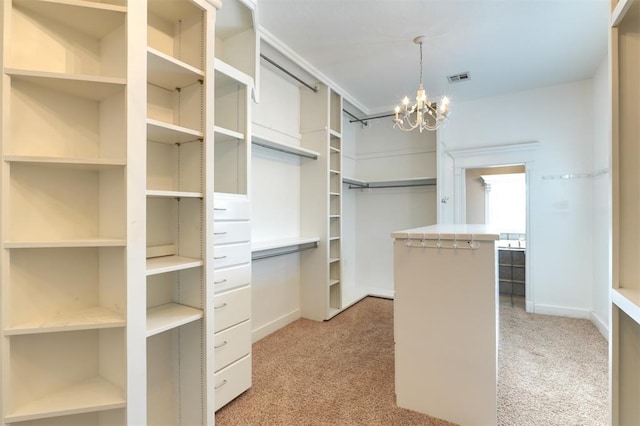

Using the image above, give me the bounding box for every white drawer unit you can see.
[214,221,251,245]
[214,285,251,333]
[214,263,251,294]
[214,196,251,221]
[214,320,251,372]
[214,242,251,269]
[214,354,252,411]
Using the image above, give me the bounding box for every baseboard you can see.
[251,309,300,343]
[532,303,591,319]
[590,311,609,341]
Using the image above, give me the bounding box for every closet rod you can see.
[251,243,318,261]
[347,182,437,190]
[343,109,368,126]
[260,53,318,93]
[348,112,395,124]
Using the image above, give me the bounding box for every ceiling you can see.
[257,0,610,115]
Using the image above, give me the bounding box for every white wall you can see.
[440,80,597,319]
[350,118,438,293]
[591,57,611,337]
[250,66,303,340]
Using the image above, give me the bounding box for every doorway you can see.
[447,141,538,312]
[466,165,526,306]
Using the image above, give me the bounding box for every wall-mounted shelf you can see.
[343,176,437,189]
[251,237,320,261]
[252,135,319,159]
[4,239,126,249]
[147,119,203,144]
[612,288,640,324]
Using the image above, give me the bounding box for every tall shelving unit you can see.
[145,0,215,424]
[300,84,344,320]
[611,0,640,423]
[213,0,256,412]
[0,0,135,424]
[1,0,221,424]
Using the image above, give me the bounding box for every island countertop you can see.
[391,224,500,241]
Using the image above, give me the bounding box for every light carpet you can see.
[216,296,608,425]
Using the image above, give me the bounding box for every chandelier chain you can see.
[419,41,423,86]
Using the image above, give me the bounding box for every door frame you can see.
[448,141,539,312]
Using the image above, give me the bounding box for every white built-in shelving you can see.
[1,0,132,423]
[611,0,640,423]
[298,84,344,320]
[145,0,215,424]
[213,0,256,413]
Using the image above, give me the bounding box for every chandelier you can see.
[393,36,450,132]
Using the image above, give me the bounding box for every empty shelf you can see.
[4,306,125,336]
[4,376,125,423]
[146,303,203,337]
[146,255,204,275]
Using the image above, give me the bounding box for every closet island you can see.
[392,224,500,426]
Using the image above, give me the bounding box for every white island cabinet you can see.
[392,224,500,426]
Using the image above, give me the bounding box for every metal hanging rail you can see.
[260,53,318,93]
[259,53,368,127]
[343,177,437,189]
[251,240,319,261]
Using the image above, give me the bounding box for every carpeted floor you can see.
[215,296,608,425]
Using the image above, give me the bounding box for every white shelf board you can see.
[329,257,340,263]
[4,376,125,423]
[252,135,319,159]
[329,146,341,153]
[214,57,254,88]
[147,47,204,90]
[329,279,340,287]
[329,169,340,174]
[612,0,636,26]
[146,189,203,198]
[214,126,245,142]
[147,118,203,144]
[251,237,320,252]
[612,288,640,324]
[4,239,126,249]
[146,303,203,337]
[4,306,125,336]
[6,68,126,101]
[4,155,125,170]
[146,255,203,276]
[329,129,342,139]
[13,0,126,39]
[329,192,340,196]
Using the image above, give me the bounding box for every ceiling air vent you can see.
[448,72,471,83]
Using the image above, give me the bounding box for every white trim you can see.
[590,311,609,340]
[251,309,300,343]
[449,141,540,159]
[532,303,591,319]
[355,148,436,161]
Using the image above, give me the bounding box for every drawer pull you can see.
[214,340,228,349]
[214,232,228,235]
[214,256,227,260]
[215,379,227,390]
[214,279,228,285]
[214,303,228,310]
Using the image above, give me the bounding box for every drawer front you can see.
[214,355,252,411]
[214,196,250,221]
[214,285,251,332]
[214,264,251,294]
[214,221,251,245]
[214,320,251,372]
[214,243,251,269]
